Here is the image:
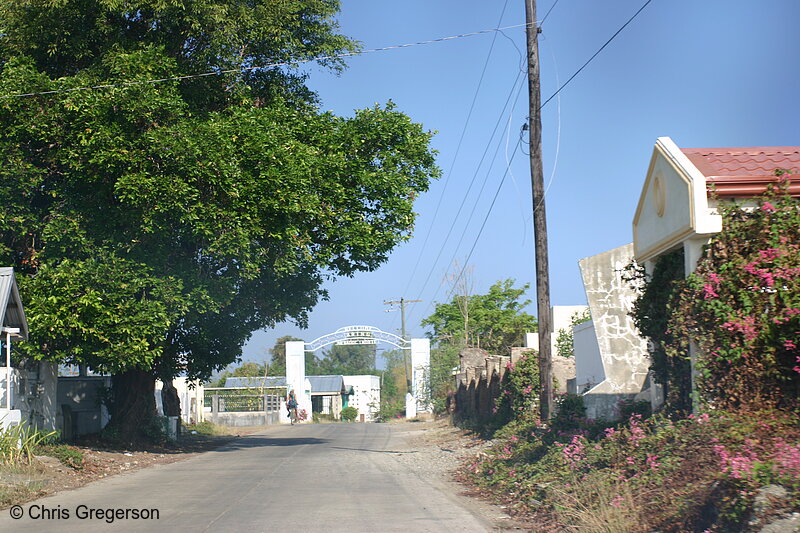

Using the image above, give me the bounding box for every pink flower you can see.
[703,284,719,299]
[761,201,776,212]
[758,248,783,261]
[610,495,625,508]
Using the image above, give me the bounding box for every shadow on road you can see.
[210,436,331,451]
[328,446,418,454]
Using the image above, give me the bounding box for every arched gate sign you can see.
[284,326,430,422]
[305,325,408,351]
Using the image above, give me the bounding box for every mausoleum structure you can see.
[632,137,800,408]
[0,267,58,431]
[576,244,650,419]
[633,137,800,274]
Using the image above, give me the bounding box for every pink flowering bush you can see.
[669,176,800,409]
[462,407,800,533]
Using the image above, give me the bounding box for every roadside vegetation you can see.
[0,423,84,506]
[458,180,800,532]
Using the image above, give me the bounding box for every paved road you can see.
[1,423,495,532]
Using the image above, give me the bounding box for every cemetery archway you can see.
[284,326,430,421]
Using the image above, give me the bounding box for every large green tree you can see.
[0,1,439,440]
[314,343,376,375]
[267,335,304,377]
[422,279,537,355]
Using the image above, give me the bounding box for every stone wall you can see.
[452,348,509,426]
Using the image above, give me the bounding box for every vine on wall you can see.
[627,249,691,414]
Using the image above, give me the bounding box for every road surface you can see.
[1,423,498,532]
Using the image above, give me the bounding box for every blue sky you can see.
[240,0,800,367]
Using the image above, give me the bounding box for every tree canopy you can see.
[422,279,537,355]
[0,0,439,438]
[311,344,376,375]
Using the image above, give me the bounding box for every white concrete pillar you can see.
[410,338,431,415]
[683,237,711,413]
[285,341,311,422]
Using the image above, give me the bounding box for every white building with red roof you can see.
[633,137,800,274]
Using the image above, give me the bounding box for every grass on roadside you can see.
[0,462,49,508]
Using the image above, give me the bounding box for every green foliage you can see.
[210,361,268,387]
[667,181,800,409]
[313,344,377,376]
[373,398,405,422]
[422,279,537,355]
[429,344,459,413]
[616,398,652,421]
[626,249,691,413]
[267,335,303,377]
[485,351,541,434]
[0,0,439,438]
[555,309,592,358]
[340,406,358,422]
[35,444,84,470]
[184,420,226,437]
[0,423,57,465]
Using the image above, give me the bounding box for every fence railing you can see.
[205,393,283,413]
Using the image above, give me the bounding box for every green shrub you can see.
[669,181,800,410]
[617,398,652,421]
[340,406,358,422]
[36,444,84,469]
[184,420,224,436]
[374,398,405,422]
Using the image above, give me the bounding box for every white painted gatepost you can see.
[285,326,430,422]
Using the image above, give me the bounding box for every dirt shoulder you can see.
[0,425,269,509]
[390,418,533,531]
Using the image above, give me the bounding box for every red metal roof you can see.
[681,146,800,197]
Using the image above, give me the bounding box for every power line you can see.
[540,0,654,109]
[540,0,562,25]
[410,121,526,326]
[445,137,523,303]
[398,0,512,308]
[406,70,526,310]
[410,0,655,324]
[437,93,525,301]
[1,22,531,100]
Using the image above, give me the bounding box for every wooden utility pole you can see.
[384,297,422,391]
[524,0,554,420]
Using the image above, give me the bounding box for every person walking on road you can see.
[286,389,298,424]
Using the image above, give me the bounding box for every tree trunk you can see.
[161,380,181,418]
[108,369,158,443]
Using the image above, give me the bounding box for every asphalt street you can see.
[0,423,494,532]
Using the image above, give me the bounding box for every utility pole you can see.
[384,297,422,391]
[524,0,554,420]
